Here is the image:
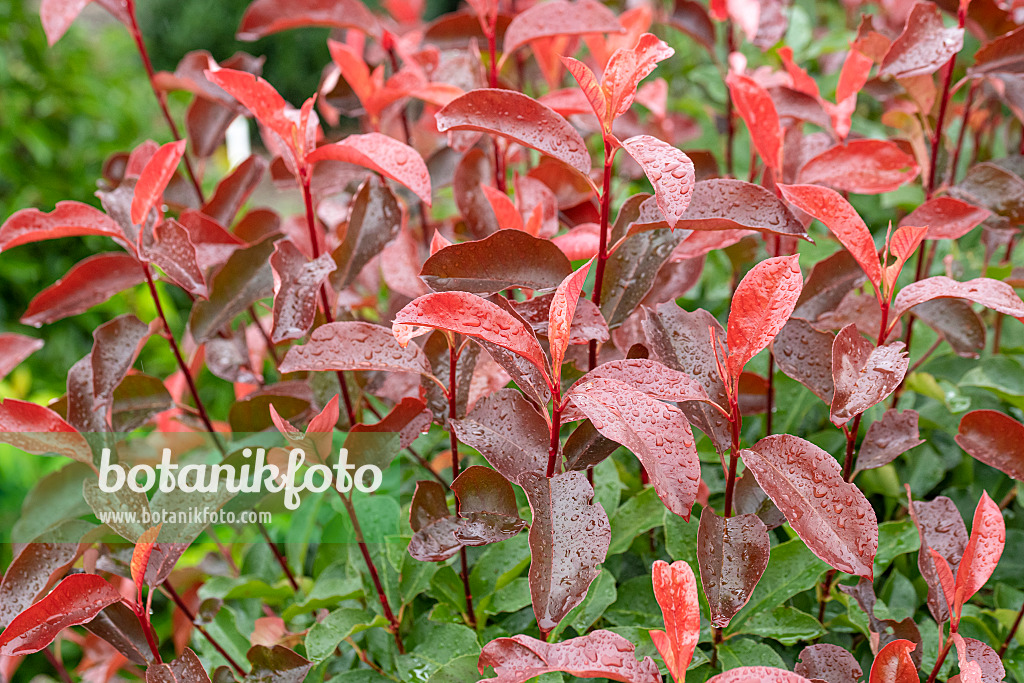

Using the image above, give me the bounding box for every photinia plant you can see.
[5,0,1024,680]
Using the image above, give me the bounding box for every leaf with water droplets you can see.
[130,524,162,595]
[236,0,380,40]
[131,140,186,226]
[912,298,986,358]
[603,33,675,125]
[726,73,782,171]
[270,239,336,343]
[868,639,918,683]
[953,491,1004,613]
[189,237,275,342]
[451,389,549,484]
[308,133,432,205]
[951,634,1004,683]
[621,136,694,231]
[0,334,43,382]
[907,492,967,625]
[90,314,149,414]
[408,480,462,562]
[562,56,609,128]
[879,2,963,79]
[794,644,862,683]
[797,140,919,194]
[437,89,591,175]
[830,325,908,427]
[650,560,700,682]
[742,434,878,577]
[21,253,147,327]
[697,507,770,627]
[0,573,122,656]
[772,319,835,404]
[452,466,526,545]
[957,409,1024,481]
[332,177,401,289]
[572,359,714,408]
[420,229,572,295]
[502,0,623,59]
[567,377,700,519]
[350,397,431,451]
[0,399,91,462]
[706,667,814,682]
[855,410,923,474]
[670,180,809,239]
[726,254,803,383]
[891,276,1024,321]
[521,471,611,636]
[204,68,296,145]
[548,260,592,378]
[279,321,434,380]
[0,201,129,253]
[900,197,991,240]
[393,291,551,384]
[478,629,660,682]
[778,184,882,289]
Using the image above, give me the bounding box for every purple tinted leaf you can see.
[907,492,967,624]
[269,239,336,343]
[900,197,991,241]
[236,0,380,40]
[772,319,835,404]
[892,276,1024,320]
[451,389,549,484]
[511,294,609,346]
[454,148,499,238]
[451,466,525,545]
[332,177,400,289]
[202,155,268,226]
[672,179,809,239]
[0,538,83,629]
[697,507,770,627]
[879,2,964,78]
[189,237,275,342]
[279,321,433,377]
[957,409,1024,480]
[350,397,431,450]
[141,219,208,298]
[245,646,312,683]
[830,325,908,427]
[734,473,787,529]
[950,162,1024,223]
[743,434,878,577]
[855,410,923,473]
[91,314,149,411]
[794,644,863,683]
[408,480,461,562]
[912,298,986,358]
[952,635,1004,683]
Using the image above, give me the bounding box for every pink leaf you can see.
[881,225,928,294]
[620,136,695,230]
[669,180,809,239]
[478,630,659,683]
[436,89,591,175]
[953,491,1005,613]
[38,0,92,46]
[548,260,592,378]
[502,0,623,59]
[798,140,920,194]
[879,2,964,79]
[892,276,1024,320]
[603,34,675,124]
[131,140,187,226]
[236,0,380,40]
[0,399,90,463]
[726,254,803,382]
[778,184,882,288]
[480,185,524,233]
[868,639,919,683]
[707,668,814,683]
[795,644,863,683]
[742,433,878,577]
[651,560,701,682]
[562,57,609,126]
[0,202,128,253]
[270,240,336,343]
[952,634,1005,683]
[306,133,432,205]
[0,335,44,382]
[900,197,991,240]
[726,73,782,171]
[553,223,601,260]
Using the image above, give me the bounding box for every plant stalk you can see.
[43,646,74,683]
[256,520,300,591]
[588,140,615,370]
[164,583,248,674]
[925,635,954,683]
[722,396,742,517]
[447,341,477,629]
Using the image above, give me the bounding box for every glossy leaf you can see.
[437,89,591,175]
[650,560,700,682]
[891,276,1024,320]
[451,389,549,484]
[548,261,592,378]
[0,334,44,382]
[954,492,1004,611]
[900,197,991,240]
[957,409,1024,480]
[567,377,700,519]
[952,635,1004,683]
[798,140,919,194]
[697,507,770,627]
[855,409,923,473]
[743,434,878,577]
[907,493,968,624]
[478,630,660,683]
[270,240,336,343]
[726,73,782,171]
[521,471,611,635]
[726,254,802,382]
[236,0,380,40]
[621,136,694,230]
[131,140,187,226]
[280,321,432,378]
[671,180,808,239]
[830,325,908,426]
[332,177,401,288]
[502,0,622,58]
[0,202,127,252]
[189,238,275,342]
[573,358,714,406]
[794,644,863,683]
[707,668,813,683]
[0,399,90,462]
[204,68,295,144]
[879,2,964,79]
[130,524,162,594]
[868,639,918,683]
[772,319,835,404]
[420,229,571,294]
[452,466,526,545]
[603,33,675,125]
[21,253,146,327]
[913,298,986,358]
[307,133,432,205]
[0,574,121,656]
[408,480,461,561]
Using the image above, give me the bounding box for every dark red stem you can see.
[1001,601,1024,656]
[257,520,299,590]
[447,341,476,628]
[926,636,954,683]
[722,395,741,517]
[43,646,74,683]
[949,82,979,186]
[163,584,248,675]
[588,139,615,370]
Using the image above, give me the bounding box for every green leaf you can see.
[728,606,825,645]
[605,575,661,629]
[717,637,785,671]
[281,561,363,620]
[430,565,469,615]
[200,577,295,604]
[423,653,481,683]
[398,621,481,681]
[608,486,666,555]
[486,577,532,615]
[401,546,439,605]
[305,608,387,661]
[593,456,624,515]
[551,569,617,639]
[469,533,531,599]
[874,518,919,574]
[664,506,700,566]
[961,357,1024,409]
[730,538,828,630]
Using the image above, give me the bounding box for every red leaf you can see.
[130,525,162,595]
[881,225,928,294]
[279,321,434,378]
[930,548,958,623]
[603,34,675,125]
[502,0,623,59]
[553,223,601,260]
[204,68,295,145]
[772,319,835,404]
[868,639,919,683]
[202,155,269,227]
[855,409,923,473]
[726,73,782,171]
[696,508,770,627]
[478,630,660,683]
[451,389,550,484]
[306,133,432,205]
[91,314,150,409]
[562,57,608,126]
[0,334,43,382]
[795,644,863,683]
[142,220,209,299]
[900,197,990,240]
[778,184,882,288]
[236,0,380,40]
[669,180,808,239]
[0,399,90,462]
[726,254,803,382]
[269,239,336,343]
[907,492,968,624]
[0,574,121,656]
[521,471,611,635]
[953,491,1004,612]
[620,136,694,230]
[650,560,700,682]
[131,140,187,226]
[879,2,964,79]
[957,409,1024,480]
[952,634,1005,683]
[408,480,461,561]
[571,358,714,406]
[743,434,878,577]
[798,140,920,194]
[968,24,1024,77]
[480,185,524,233]
[891,276,1024,321]
[707,668,814,683]
[39,0,92,45]
[436,89,591,175]
[777,46,820,99]
[830,325,908,426]
[0,202,127,252]
[452,466,526,545]
[393,292,551,384]
[0,542,83,630]
[351,397,431,450]
[548,260,592,378]
[567,377,700,519]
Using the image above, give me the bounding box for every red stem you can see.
[43,647,74,683]
[722,395,741,517]
[447,342,476,628]
[723,20,736,177]
[1001,600,1024,656]
[588,140,615,370]
[926,636,954,683]
[163,584,248,676]
[949,82,979,186]
[257,520,299,591]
